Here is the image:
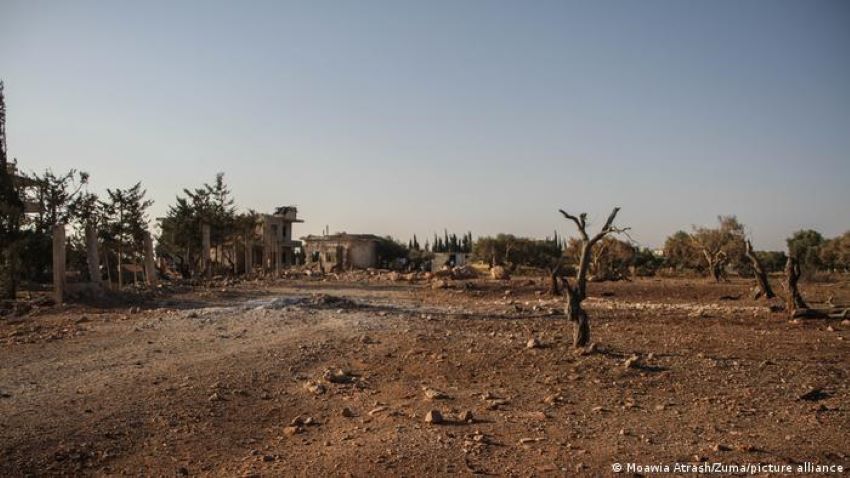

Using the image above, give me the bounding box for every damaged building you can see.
[208,206,304,274]
[250,206,304,271]
[302,233,383,271]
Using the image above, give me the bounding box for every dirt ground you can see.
[1,276,848,477]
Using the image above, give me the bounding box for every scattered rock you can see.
[543,394,564,405]
[304,382,326,395]
[323,368,356,384]
[423,387,449,400]
[208,392,225,402]
[486,399,510,410]
[425,410,444,424]
[713,443,732,452]
[341,407,355,418]
[798,387,828,401]
[459,410,474,422]
[283,425,303,436]
[526,337,542,349]
[624,354,641,369]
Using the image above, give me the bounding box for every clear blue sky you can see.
[2,0,848,250]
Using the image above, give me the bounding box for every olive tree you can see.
[558,207,627,348]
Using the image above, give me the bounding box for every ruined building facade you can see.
[249,206,303,272]
[302,233,381,271]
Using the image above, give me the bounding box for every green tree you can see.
[0,81,23,299]
[786,229,824,273]
[818,231,850,273]
[755,250,788,273]
[376,236,409,268]
[159,173,239,276]
[101,183,153,288]
[690,216,747,281]
[663,230,702,271]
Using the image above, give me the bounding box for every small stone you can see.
[208,392,225,402]
[368,406,387,416]
[283,425,303,436]
[459,410,474,422]
[425,410,444,424]
[624,354,641,369]
[526,337,541,349]
[323,369,355,384]
[423,387,449,400]
[713,443,732,452]
[543,394,562,405]
[341,407,355,418]
[305,382,326,395]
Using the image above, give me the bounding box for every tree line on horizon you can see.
[2,81,848,299]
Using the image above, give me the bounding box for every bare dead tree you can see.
[558,207,628,347]
[745,240,775,299]
[783,255,850,319]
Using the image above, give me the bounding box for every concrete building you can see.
[251,206,304,272]
[431,251,470,272]
[302,233,382,271]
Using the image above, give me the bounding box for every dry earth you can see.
[1,277,849,477]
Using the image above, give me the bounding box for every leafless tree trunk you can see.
[85,226,102,287]
[117,244,123,289]
[745,240,774,299]
[548,263,561,296]
[785,256,807,310]
[559,207,627,348]
[784,257,850,319]
[699,249,727,282]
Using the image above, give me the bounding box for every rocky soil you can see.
[1,277,848,476]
